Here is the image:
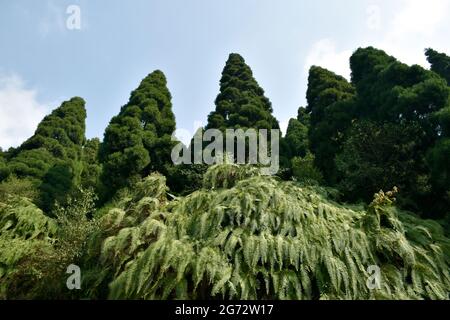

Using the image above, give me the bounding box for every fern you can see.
[90,164,450,300]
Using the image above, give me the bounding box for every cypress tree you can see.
[204,53,280,174]
[6,97,86,212]
[206,53,280,131]
[100,70,176,197]
[305,66,356,184]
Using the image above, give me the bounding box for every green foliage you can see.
[280,108,311,179]
[81,165,450,300]
[80,174,169,298]
[100,71,176,198]
[5,97,87,213]
[80,138,102,191]
[0,152,9,181]
[428,138,450,192]
[0,176,39,203]
[166,164,207,196]
[305,66,356,184]
[0,196,56,298]
[426,48,450,85]
[283,109,310,159]
[336,120,430,210]
[0,189,98,299]
[351,47,449,122]
[291,153,323,185]
[206,54,280,132]
[345,47,450,215]
[1,48,449,301]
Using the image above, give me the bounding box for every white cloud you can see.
[389,0,448,38]
[377,0,450,67]
[304,39,353,79]
[279,119,289,137]
[0,74,48,150]
[304,0,450,81]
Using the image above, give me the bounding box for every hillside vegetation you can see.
[0,47,449,300]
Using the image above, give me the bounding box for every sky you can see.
[0,0,450,149]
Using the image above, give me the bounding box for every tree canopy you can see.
[2,97,87,212]
[99,70,176,198]
[206,53,280,131]
[0,49,449,301]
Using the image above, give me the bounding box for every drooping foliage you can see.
[0,195,57,298]
[78,164,449,300]
[0,189,97,299]
[100,71,176,198]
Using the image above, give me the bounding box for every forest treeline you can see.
[0,47,449,300]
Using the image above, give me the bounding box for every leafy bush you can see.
[0,189,98,299]
[291,153,323,185]
[82,164,449,300]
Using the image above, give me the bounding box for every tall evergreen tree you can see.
[100,70,176,197]
[206,53,280,131]
[342,47,450,215]
[5,97,87,212]
[426,48,450,85]
[305,66,356,184]
[350,47,448,123]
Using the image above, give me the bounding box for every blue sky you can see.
[1,0,449,148]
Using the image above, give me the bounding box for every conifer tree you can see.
[99,71,176,197]
[347,47,450,215]
[350,47,449,123]
[6,97,86,212]
[206,53,280,131]
[305,66,356,184]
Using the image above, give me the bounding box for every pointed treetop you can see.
[207,53,279,131]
